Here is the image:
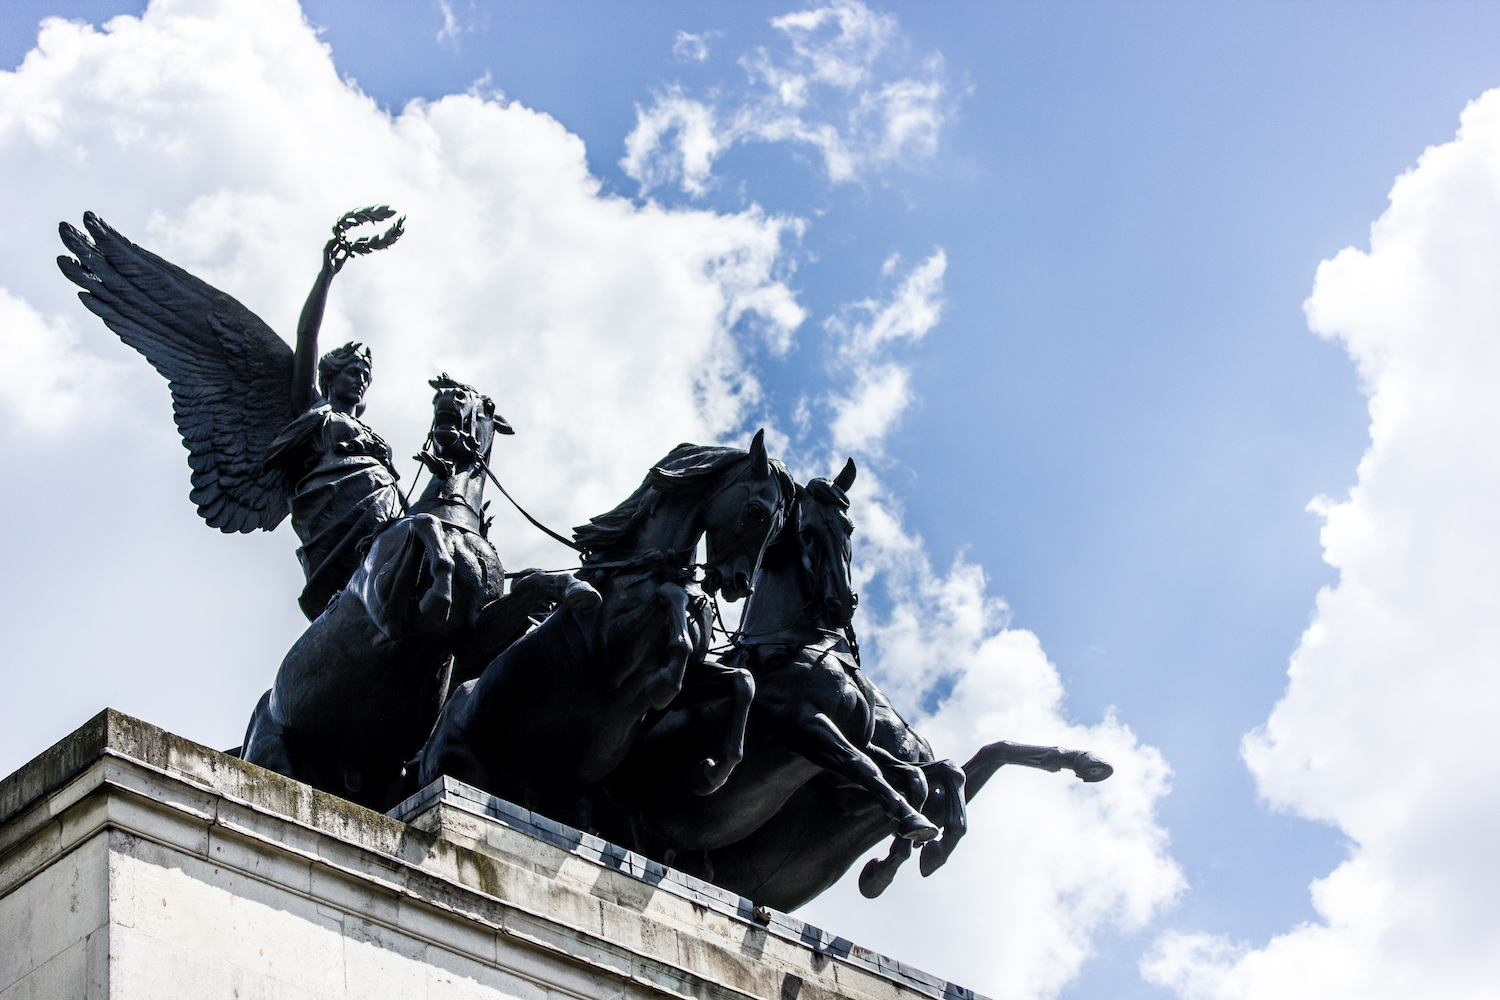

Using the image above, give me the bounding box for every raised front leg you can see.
[859,754,960,896]
[785,713,940,843]
[645,582,695,710]
[681,657,756,795]
[451,572,603,685]
[918,759,968,876]
[859,837,912,898]
[963,740,1114,800]
[412,514,458,624]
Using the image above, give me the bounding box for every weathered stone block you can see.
[0,711,987,1000]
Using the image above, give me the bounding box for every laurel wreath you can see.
[332,205,405,259]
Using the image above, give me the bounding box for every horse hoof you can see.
[919,839,952,877]
[564,580,602,612]
[1072,752,1114,782]
[691,758,726,796]
[898,813,941,843]
[858,858,896,898]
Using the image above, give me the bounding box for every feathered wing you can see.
[58,213,301,532]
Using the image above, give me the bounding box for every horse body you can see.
[243,377,507,809]
[603,461,941,868]
[419,433,792,823]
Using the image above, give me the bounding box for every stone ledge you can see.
[0,710,986,1000]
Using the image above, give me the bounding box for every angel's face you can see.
[329,362,371,412]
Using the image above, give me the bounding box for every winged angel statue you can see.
[58,209,407,619]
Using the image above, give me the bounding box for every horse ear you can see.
[833,457,856,493]
[748,428,769,479]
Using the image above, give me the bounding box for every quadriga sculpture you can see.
[419,433,796,825]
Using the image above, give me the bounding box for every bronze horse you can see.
[600,461,944,871]
[606,459,1112,907]
[419,433,795,825]
[243,375,512,809]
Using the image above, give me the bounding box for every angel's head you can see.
[319,342,373,415]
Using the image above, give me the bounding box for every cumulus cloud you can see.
[0,286,118,432]
[790,253,1182,998]
[1142,87,1500,999]
[622,0,949,197]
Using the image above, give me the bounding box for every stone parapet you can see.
[0,710,985,1000]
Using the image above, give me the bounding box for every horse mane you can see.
[574,442,794,555]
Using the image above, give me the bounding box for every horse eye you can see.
[746,502,767,522]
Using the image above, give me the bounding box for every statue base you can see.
[0,710,984,1000]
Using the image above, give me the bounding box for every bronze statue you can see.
[58,209,409,619]
[54,209,1115,913]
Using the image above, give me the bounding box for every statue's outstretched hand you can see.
[323,236,350,276]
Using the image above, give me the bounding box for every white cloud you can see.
[824,249,945,454]
[436,0,459,45]
[672,30,719,64]
[0,286,118,432]
[1143,87,1500,1000]
[622,0,949,197]
[434,0,479,48]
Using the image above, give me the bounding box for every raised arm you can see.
[291,238,347,412]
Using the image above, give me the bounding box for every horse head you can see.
[701,429,793,602]
[426,372,513,473]
[799,458,859,628]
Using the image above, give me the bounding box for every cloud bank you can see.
[0,3,1176,997]
[1143,88,1500,999]
[621,0,949,197]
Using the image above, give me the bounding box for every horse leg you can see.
[858,837,912,898]
[918,759,969,876]
[683,658,756,795]
[963,740,1114,799]
[867,744,930,806]
[645,583,694,710]
[856,747,939,894]
[413,515,458,624]
[784,713,940,842]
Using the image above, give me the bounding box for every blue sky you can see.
[3,3,1499,998]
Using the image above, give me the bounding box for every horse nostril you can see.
[734,571,753,596]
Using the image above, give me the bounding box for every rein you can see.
[475,455,585,554]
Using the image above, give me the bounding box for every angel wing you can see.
[58,213,301,533]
